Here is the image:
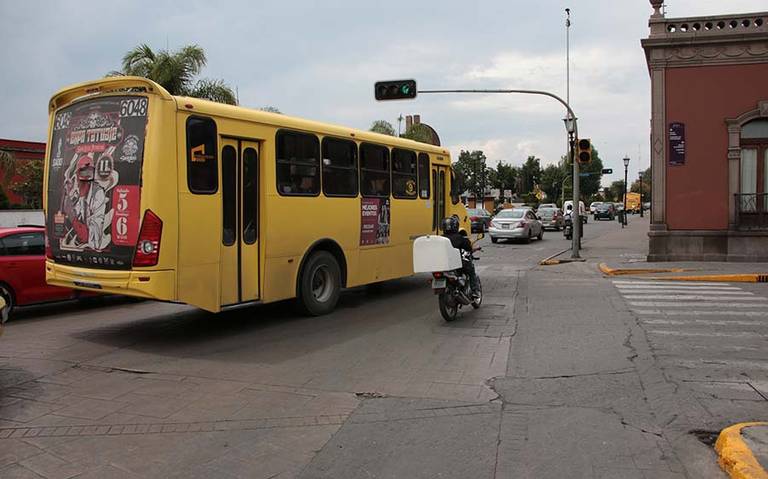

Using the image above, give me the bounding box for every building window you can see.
[738,119,768,222]
[360,143,390,198]
[392,149,417,199]
[186,116,218,194]
[276,130,320,196]
[322,137,358,197]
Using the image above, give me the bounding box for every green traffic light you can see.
[400,84,411,95]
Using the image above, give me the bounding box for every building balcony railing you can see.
[735,193,768,230]
[648,11,768,38]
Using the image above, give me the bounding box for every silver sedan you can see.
[489,208,544,244]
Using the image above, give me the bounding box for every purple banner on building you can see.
[360,198,390,246]
[668,122,685,166]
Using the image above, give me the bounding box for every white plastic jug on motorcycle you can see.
[413,219,483,322]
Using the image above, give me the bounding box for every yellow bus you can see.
[43,77,470,314]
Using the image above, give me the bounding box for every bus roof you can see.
[50,77,452,158]
[177,95,450,157]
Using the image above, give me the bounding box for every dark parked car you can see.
[467,207,492,232]
[593,203,616,221]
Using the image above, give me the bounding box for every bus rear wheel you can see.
[298,251,341,316]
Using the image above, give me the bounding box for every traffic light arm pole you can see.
[417,88,581,258]
[417,89,577,131]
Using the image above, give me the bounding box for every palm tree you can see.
[109,44,237,105]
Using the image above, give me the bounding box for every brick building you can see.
[642,1,768,261]
[0,138,46,207]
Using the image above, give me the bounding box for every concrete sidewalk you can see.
[562,215,768,478]
[579,215,768,279]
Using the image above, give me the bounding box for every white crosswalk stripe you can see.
[612,279,768,388]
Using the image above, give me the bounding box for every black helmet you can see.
[441,216,459,234]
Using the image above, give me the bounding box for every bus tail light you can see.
[133,209,163,267]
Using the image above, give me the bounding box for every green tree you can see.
[109,43,237,104]
[260,106,282,114]
[0,185,10,210]
[608,180,626,203]
[519,156,542,194]
[578,147,605,200]
[630,167,651,203]
[0,150,15,186]
[369,120,396,136]
[453,150,490,199]
[540,163,567,204]
[10,160,43,209]
[401,124,433,144]
[491,162,518,198]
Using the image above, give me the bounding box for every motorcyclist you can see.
[440,217,480,297]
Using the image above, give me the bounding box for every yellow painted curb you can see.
[715,422,768,479]
[643,274,768,283]
[598,263,687,276]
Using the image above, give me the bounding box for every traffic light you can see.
[577,138,592,164]
[374,80,417,101]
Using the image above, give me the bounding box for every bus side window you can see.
[276,130,320,196]
[322,137,358,197]
[418,153,430,199]
[450,168,460,205]
[186,116,218,194]
[392,149,417,199]
[360,143,390,198]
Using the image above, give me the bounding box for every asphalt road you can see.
[1,216,763,478]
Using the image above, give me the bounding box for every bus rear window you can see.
[46,95,148,269]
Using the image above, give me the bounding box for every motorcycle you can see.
[413,235,483,322]
[563,213,573,239]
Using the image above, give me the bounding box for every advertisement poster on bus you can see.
[46,96,148,269]
[360,198,390,246]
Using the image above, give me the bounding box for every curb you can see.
[715,422,768,479]
[598,263,687,276]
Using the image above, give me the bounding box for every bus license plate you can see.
[432,278,446,289]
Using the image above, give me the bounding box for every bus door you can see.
[220,138,260,306]
[432,165,448,233]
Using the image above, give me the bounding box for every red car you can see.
[0,225,86,317]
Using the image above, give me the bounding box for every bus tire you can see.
[298,251,341,316]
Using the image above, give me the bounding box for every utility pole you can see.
[566,7,581,255]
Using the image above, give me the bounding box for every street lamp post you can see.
[623,156,630,227]
[639,171,644,218]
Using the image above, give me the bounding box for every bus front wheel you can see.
[298,251,341,316]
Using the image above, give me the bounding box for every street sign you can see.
[602,168,613,174]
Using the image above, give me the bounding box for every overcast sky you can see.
[1,0,766,185]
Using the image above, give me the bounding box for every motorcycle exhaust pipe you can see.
[456,291,472,306]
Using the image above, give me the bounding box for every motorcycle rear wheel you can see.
[471,277,483,309]
[438,293,459,322]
